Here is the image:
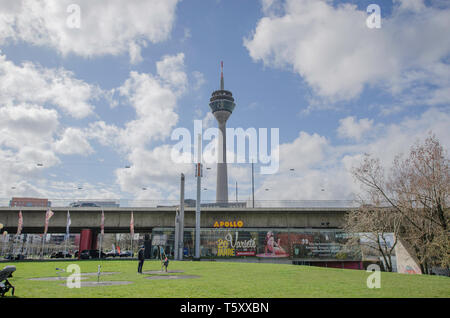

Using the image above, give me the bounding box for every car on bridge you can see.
[105,250,120,258]
[80,250,106,259]
[119,251,133,258]
[4,254,26,261]
[50,251,72,259]
[70,202,100,208]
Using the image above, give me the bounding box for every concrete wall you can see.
[395,237,422,274]
[0,207,349,234]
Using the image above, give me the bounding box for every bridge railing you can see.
[0,198,360,209]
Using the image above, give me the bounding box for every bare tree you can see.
[349,134,449,274]
[389,135,449,272]
[344,195,402,272]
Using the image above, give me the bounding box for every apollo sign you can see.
[213,220,244,228]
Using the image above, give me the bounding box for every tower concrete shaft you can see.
[215,111,231,203]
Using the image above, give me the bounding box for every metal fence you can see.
[0,198,359,208]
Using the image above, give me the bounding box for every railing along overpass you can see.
[0,203,355,234]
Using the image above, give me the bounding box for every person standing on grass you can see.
[137,245,145,274]
[163,256,169,272]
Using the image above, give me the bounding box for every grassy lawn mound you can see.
[1,260,449,298]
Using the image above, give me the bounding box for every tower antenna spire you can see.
[220,61,224,90]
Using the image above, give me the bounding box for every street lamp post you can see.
[251,162,255,208]
[194,134,202,260]
[179,173,185,261]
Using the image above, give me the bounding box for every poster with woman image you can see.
[256,231,290,258]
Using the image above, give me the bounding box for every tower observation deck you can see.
[209,62,236,204]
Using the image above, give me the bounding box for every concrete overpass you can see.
[0,206,350,234]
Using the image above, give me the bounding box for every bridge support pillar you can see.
[78,229,96,258]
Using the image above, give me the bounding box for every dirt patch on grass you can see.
[144,275,200,280]
[29,272,120,281]
[142,270,184,274]
[80,272,120,276]
[29,276,88,281]
[60,281,133,287]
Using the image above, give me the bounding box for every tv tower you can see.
[209,61,236,204]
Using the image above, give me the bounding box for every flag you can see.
[65,210,71,240]
[17,211,23,235]
[100,210,105,235]
[44,209,54,235]
[130,211,134,237]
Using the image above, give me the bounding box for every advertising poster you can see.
[216,231,256,257]
[256,231,290,258]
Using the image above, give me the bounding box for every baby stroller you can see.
[0,265,16,297]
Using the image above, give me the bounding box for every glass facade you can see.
[151,227,361,261]
[209,99,236,113]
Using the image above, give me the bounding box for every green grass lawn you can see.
[1,260,449,298]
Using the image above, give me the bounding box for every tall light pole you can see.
[251,161,255,208]
[178,173,185,260]
[195,134,202,260]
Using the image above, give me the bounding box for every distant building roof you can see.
[10,197,51,207]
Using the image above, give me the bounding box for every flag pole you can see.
[14,211,23,257]
[100,209,104,259]
[42,209,53,259]
[100,231,103,259]
[2,232,7,258]
[41,210,45,259]
[64,210,69,254]
[41,234,45,259]
[130,211,134,258]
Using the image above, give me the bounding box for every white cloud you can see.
[280,132,329,171]
[337,116,374,141]
[115,146,192,199]
[250,108,450,201]
[192,71,206,91]
[85,121,121,148]
[53,127,93,156]
[0,103,61,183]
[261,0,283,15]
[0,53,97,118]
[244,0,450,107]
[118,71,179,150]
[0,103,58,149]
[394,0,425,12]
[0,0,180,63]
[104,54,190,197]
[0,53,107,199]
[156,53,188,94]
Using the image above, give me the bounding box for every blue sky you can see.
[0,0,449,206]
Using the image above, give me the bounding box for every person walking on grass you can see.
[163,256,169,272]
[137,245,145,274]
